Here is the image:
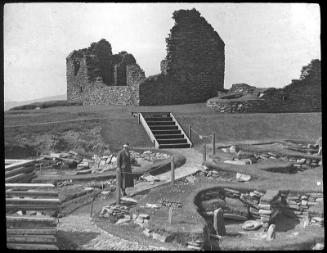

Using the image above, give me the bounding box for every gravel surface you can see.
[58,214,168,250]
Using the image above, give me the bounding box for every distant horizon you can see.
[4,3,320,102]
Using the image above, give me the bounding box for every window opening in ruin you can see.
[73,61,80,76]
[80,86,83,93]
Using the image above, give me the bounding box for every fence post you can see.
[188,125,192,142]
[168,207,173,224]
[116,169,121,205]
[138,113,140,125]
[171,156,175,185]
[212,132,216,155]
[90,195,95,217]
[203,144,207,165]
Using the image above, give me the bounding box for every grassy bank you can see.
[4,104,321,158]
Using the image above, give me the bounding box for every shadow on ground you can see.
[56,230,100,250]
[274,213,300,232]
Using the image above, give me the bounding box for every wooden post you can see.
[90,196,95,217]
[212,133,216,155]
[138,113,140,125]
[203,144,206,164]
[116,169,121,205]
[168,207,173,224]
[188,125,192,142]
[171,157,175,185]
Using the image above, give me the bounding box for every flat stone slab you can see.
[260,190,280,204]
[223,213,248,221]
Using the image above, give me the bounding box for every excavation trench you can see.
[193,186,324,250]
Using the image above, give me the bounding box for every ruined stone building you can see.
[66,9,225,106]
[207,59,321,113]
[66,39,145,105]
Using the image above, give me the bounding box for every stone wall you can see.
[138,8,225,105]
[67,9,225,106]
[198,187,324,229]
[81,81,139,106]
[66,56,89,103]
[207,59,321,113]
[67,39,145,106]
[206,98,268,113]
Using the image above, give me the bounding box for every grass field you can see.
[4,103,321,158]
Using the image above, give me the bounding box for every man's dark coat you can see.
[116,149,134,189]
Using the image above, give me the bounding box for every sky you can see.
[4,3,320,102]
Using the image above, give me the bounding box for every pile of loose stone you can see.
[130,150,170,162]
[193,166,235,182]
[221,142,322,169]
[99,204,130,220]
[40,150,170,176]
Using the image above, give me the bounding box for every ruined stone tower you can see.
[66,39,145,105]
[66,9,225,106]
[138,8,225,105]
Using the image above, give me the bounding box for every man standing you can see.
[116,143,134,196]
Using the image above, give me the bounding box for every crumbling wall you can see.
[113,52,137,86]
[67,39,145,106]
[280,59,321,112]
[207,59,321,113]
[138,8,225,105]
[207,98,268,113]
[66,55,89,103]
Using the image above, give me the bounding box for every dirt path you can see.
[58,214,168,250]
[127,148,203,196]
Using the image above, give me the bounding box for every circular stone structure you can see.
[193,185,324,250]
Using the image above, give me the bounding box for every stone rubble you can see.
[219,142,322,170]
[99,204,130,220]
[40,150,170,177]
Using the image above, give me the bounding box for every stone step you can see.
[150,125,178,131]
[154,134,185,139]
[159,143,190,149]
[147,121,176,126]
[157,138,188,144]
[152,130,181,135]
[144,117,173,122]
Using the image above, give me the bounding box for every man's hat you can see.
[123,143,130,148]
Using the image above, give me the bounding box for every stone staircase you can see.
[138,112,192,149]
